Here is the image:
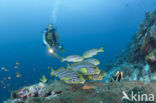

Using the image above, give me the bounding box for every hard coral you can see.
[12,82,52,101]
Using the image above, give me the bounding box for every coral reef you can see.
[106,10,156,79]
[4,80,156,103]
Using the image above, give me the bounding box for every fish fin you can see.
[98,76,103,80]
[79,74,84,80]
[100,47,104,52]
[71,63,77,66]
[94,59,98,61]
[42,75,47,83]
[115,71,119,76]
[42,75,45,79]
[58,67,65,71]
[61,57,65,62]
[40,79,43,82]
[53,52,60,58]
[88,76,92,80]
[40,76,45,83]
[101,71,107,77]
[71,63,74,66]
[82,54,86,58]
[66,63,70,69]
[50,68,55,76]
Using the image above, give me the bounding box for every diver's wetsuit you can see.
[45,29,60,47]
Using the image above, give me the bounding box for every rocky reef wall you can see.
[105,10,156,80]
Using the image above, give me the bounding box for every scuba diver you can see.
[43,24,64,57]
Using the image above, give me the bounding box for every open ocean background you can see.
[0,0,156,102]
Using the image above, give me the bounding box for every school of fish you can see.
[46,47,107,84]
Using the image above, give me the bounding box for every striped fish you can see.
[61,55,84,62]
[87,71,107,80]
[68,62,101,75]
[50,68,85,84]
[84,58,100,66]
[83,47,104,59]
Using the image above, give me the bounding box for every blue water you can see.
[0,0,156,102]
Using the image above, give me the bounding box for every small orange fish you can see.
[8,76,11,80]
[4,69,9,71]
[1,80,6,88]
[16,62,20,65]
[1,80,4,84]
[33,68,36,71]
[14,66,18,69]
[82,85,94,90]
[87,82,104,85]
[16,75,21,78]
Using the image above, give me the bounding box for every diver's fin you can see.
[61,48,65,53]
[59,45,65,53]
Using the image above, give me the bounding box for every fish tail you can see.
[79,74,84,80]
[66,63,70,69]
[58,67,65,71]
[82,56,86,59]
[53,52,59,58]
[43,75,47,81]
[61,57,65,62]
[101,71,107,77]
[87,76,92,80]
[40,79,43,82]
[100,47,104,52]
[82,56,85,59]
[42,75,45,79]
[82,55,87,59]
[50,68,55,76]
